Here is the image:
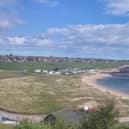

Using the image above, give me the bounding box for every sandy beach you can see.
[82,72,129,99]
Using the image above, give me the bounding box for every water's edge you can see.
[96,76,129,95]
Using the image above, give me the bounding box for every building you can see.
[42,70,49,74]
[34,69,42,73]
[44,114,56,125]
[44,109,89,126]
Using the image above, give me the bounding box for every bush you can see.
[52,119,75,129]
[79,99,118,129]
[14,120,52,129]
[14,119,76,129]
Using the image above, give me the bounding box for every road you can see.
[0,109,129,124]
[118,117,129,124]
[0,110,46,123]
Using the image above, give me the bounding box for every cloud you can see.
[6,36,27,45]
[1,23,129,58]
[33,0,59,7]
[3,36,54,47]
[103,0,129,16]
[0,0,58,31]
[41,23,129,48]
[0,0,25,31]
[0,17,24,31]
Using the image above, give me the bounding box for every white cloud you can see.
[40,23,129,47]
[31,38,54,46]
[3,36,54,47]
[1,23,129,58]
[103,0,129,16]
[34,0,59,7]
[0,0,24,31]
[6,36,27,45]
[0,17,24,31]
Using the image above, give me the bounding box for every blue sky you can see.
[1,0,129,59]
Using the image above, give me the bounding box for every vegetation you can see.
[1,99,129,129]
[13,120,75,129]
[0,73,110,114]
[0,71,128,115]
[0,62,126,71]
[0,124,13,129]
[0,61,128,114]
[79,99,117,129]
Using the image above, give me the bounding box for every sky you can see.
[1,0,129,59]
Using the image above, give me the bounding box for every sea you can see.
[96,75,129,95]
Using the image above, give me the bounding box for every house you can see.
[44,109,89,126]
[48,71,55,75]
[87,69,96,73]
[42,70,49,74]
[23,69,28,73]
[54,71,61,75]
[34,69,42,73]
[44,114,56,125]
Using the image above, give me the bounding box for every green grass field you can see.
[0,62,127,71]
[0,62,128,115]
[0,72,110,114]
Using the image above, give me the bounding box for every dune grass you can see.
[0,70,128,115]
[0,71,110,114]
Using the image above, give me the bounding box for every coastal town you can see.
[0,54,127,63]
[33,68,96,75]
[1,0,129,128]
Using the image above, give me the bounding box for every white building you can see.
[34,69,42,73]
[48,71,55,75]
[42,70,49,74]
[88,69,96,73]
[54,71,61,75]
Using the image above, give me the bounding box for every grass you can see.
[0,62,127,71]
[0,71,26,79]
[0,71,128,115]
[0,124,13,129]
[0,71,111,114]
[0,62,128,115]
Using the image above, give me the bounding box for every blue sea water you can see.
[96,76,129,95]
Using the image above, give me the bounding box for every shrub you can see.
[79,99,118,129]
[14,120,52,129]
[52,119,75,129]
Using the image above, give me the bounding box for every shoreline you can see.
[83,72,129,99]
